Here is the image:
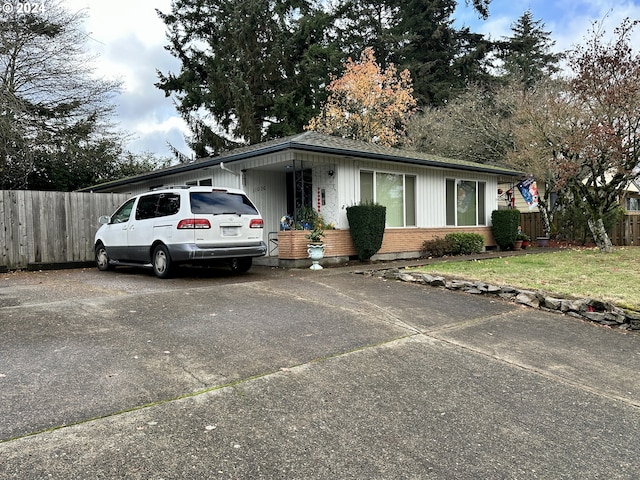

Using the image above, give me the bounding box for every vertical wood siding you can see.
[0,191,130,270]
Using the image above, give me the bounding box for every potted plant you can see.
[305,222,325,270]
[295,206,318,230]
[516,232,531,249]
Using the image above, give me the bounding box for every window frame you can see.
[446,178,487,227]
[359,170,416,228]
[625,196,640,212]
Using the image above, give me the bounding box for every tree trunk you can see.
[587,217,613,253]
[539,204,551,237]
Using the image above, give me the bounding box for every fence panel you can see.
[0,191,129,270]
[519,212,544,240]
[521,212,640,246]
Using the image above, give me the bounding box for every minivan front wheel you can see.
[95,244,114,271]
[152,244,173,279]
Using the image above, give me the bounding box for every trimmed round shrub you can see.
[346,203,386,261]
[491,209,520,250]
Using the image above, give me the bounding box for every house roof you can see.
[82,131,523,192]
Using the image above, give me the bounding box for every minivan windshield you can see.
[190,192,259,215]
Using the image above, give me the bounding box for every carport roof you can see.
[81,131,523,192]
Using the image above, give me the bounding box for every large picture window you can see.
[446,179,486,226]
[360,171,416,227]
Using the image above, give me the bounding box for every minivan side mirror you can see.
[98,215,111,225]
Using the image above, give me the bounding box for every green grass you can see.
[410,247,640,311]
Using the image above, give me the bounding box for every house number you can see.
[253,185,266,192]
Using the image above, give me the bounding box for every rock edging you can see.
[364,269,640,331]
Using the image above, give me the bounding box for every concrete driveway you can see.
[1,263,639,479]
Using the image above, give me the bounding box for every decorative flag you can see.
[516,177,539,211]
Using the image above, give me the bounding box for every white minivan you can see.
[94,186,266,278]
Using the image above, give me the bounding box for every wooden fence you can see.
[2,192,639,271]
[520,212,640,246]
[0,190,129,271]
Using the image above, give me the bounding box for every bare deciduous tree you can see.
[0,1,142,190]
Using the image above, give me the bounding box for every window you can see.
[446,179,486,226]
[190,191,258,215]
[136,195,157,220]
[360,171,416,227]
[626,197,640,212]
[111,198,135,224]
[187,178,213,186]
[135,193,180,220]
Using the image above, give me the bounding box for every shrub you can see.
[491,209,520,250]
[421,233,484,257]
[421,237,452,257]
[444,233,484,255]
[346,203,386,261]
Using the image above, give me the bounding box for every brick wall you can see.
[276,227,496,260]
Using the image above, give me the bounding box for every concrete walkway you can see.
[1,261,639,479]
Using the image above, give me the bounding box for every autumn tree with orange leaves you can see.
[306,48,416,147]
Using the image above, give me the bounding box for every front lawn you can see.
[411,247,640,311]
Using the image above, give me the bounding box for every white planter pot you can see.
[307,243,325,270]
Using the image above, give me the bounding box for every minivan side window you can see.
[136,195,158,220]
[136,193,180,220]
[111,198,136,224]
[157,193,180,217]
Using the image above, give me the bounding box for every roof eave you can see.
[81,136,522,192]
[288,141,523,177]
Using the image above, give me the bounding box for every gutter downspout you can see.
[220,162,242,189]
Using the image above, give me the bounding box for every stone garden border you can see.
[360,268,640,331]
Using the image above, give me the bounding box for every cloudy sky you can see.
[66,0,640,161]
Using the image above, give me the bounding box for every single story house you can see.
[82,131,523,267]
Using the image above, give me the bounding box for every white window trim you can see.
[360,169,417,228]
[446,178,487,227]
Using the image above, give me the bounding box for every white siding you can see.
[97,148,505,233]
[244,170,287,234]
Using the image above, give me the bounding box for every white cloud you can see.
[66,0,190,159]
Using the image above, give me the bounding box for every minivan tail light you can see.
[249,219,264,229]
[177,218,211,229]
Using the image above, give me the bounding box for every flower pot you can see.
[521,240,530,249]
[536,237,550,247]
[307,243,325,270]
[512,240,523,250]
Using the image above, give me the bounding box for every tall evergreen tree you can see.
[393,0,495,106]
[497,10,562,88]
[334,0,495,107]
[156,0,341,157]
[332,0,401,67]
[157,0,495,154]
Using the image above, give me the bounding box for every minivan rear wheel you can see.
[152,244,173,279]
[230,257,252,274]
